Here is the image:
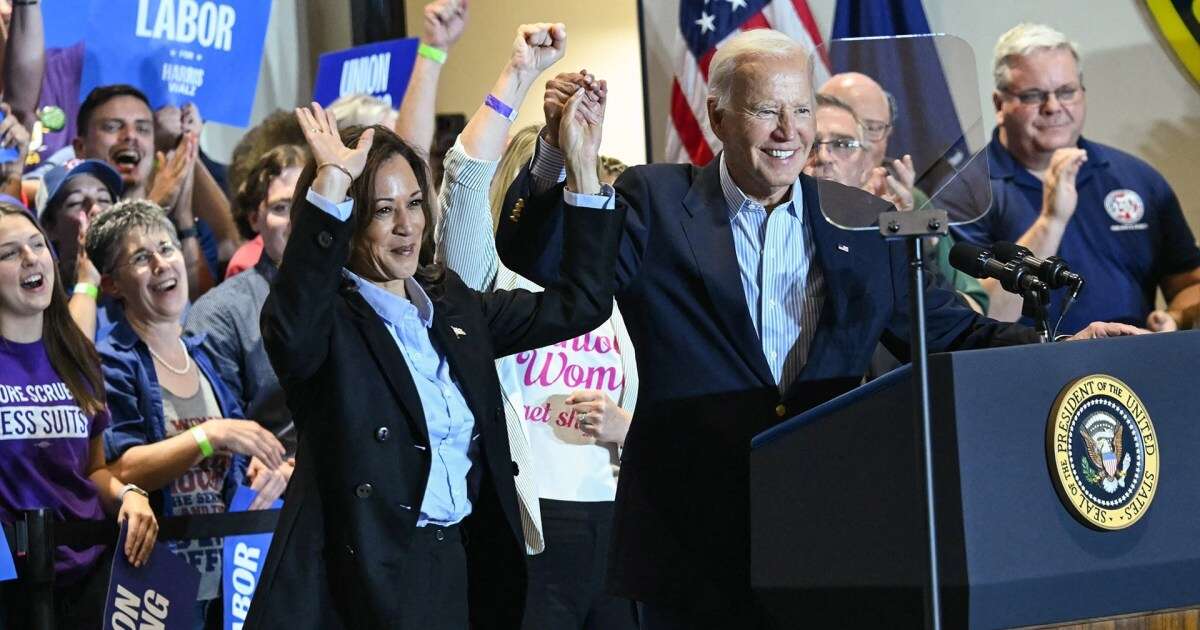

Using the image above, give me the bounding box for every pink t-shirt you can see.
[224,235,263,279]
[512,321,624,502]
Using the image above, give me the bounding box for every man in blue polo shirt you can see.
[953,23,1200,334]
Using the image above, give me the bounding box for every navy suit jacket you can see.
[497,157,1037,620]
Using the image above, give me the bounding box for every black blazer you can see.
[498,158,1037,623]
[244,196,623,629]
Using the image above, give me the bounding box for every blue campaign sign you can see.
[312,38,420,108]
[78,0,273,127]
[223,485,282,630]
[0,529,15,582]
[104,526,200,630]
[43,0,92,49]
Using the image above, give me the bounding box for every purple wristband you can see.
[484,94,518,121]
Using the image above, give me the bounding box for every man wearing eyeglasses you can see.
[951,23,1200,333]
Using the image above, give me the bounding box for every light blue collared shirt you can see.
[307,188,478,526]
[718,154,825,391]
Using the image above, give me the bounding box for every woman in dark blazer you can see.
[243,43,618,630]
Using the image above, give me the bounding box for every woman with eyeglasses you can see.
[86,200,289,628]
[0,202,157,629]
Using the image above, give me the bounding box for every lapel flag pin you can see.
[451,326,467,338]
[837,244,850,253]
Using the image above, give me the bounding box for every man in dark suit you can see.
[497,29,1141,629]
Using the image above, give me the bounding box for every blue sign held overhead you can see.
[79,0,273,127]
[223,485,282,630]
[313,38,420,108]
[104,526,201,630]
[0,528,15,582]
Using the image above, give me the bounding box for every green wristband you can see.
[418,43,447,65]
[190,426,214,458]
[73,282,99,299]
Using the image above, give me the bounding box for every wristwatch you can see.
[118,483,149,502]
[175,217,198,240]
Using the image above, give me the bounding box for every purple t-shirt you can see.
[34,41,85,161]
[0,337,108,584]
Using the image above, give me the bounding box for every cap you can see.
[36,159,124,221]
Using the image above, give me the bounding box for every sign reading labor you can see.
[104,526,200,630]
[312,38,420,108]
[79,0,273,127]
[222,485,282,630]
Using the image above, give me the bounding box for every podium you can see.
[750,331,1200,629]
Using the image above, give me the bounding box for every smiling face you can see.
[251,166,300,266]
[75,96,155,193]
[709,52,815,207]
[106,227,188,325]
[995,48,1086,169]
[352,156,427,289]
[0,213,54,326]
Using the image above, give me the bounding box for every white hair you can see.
[993,23,1081,89]
[328,93,395,129]
[708,29,810,110]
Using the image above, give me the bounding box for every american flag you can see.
[666,0,829,165]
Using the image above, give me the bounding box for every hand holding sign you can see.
[422,0,468,50]
[510,23,567,81]
[297,102,375,203]
[118,489,159,567]
[245,456,290,511]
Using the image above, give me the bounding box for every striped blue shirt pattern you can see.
[719,154,825,392]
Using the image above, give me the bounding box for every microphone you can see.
[949,242,1048,295]
[991,241,1084,290]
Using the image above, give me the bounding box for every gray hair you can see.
[708,29,810,111]
[328,93,395,129]
[85,199,178,275]
[815,93,864,139]
[993,23,1082,89]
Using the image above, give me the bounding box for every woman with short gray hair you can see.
[87,199,290,627]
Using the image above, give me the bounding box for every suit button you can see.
[345,544,356,557]
[375,427,390,442]
[511,461,520,477]
[435,529,446,542]
[355,483,373,498]
[317,231,334,248]
[775,404,787,418]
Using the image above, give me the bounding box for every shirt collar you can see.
[343,270,433,328]
[253,254,279,284]
[718,152,803,220]
[988,128,1108,183]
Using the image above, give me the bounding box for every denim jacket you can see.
[98,319,249,515]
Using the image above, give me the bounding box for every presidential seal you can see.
[1047,374,1159,530]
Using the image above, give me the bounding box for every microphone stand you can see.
[1022,284,1052,343]
[880,207,948,630]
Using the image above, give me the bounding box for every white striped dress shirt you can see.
[718,154,825,392]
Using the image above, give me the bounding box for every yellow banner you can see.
[1147,0,1200,86]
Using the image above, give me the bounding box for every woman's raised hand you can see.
[510,23,567,79]
[296,102,375,200]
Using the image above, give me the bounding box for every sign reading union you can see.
[1047,374,1160,530]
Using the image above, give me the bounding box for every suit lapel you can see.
[427,306,490,429]
[791,176,867,388]
[680,158,775,388]
[344,290,430,445]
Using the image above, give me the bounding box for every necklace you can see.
[146,339,192,375]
